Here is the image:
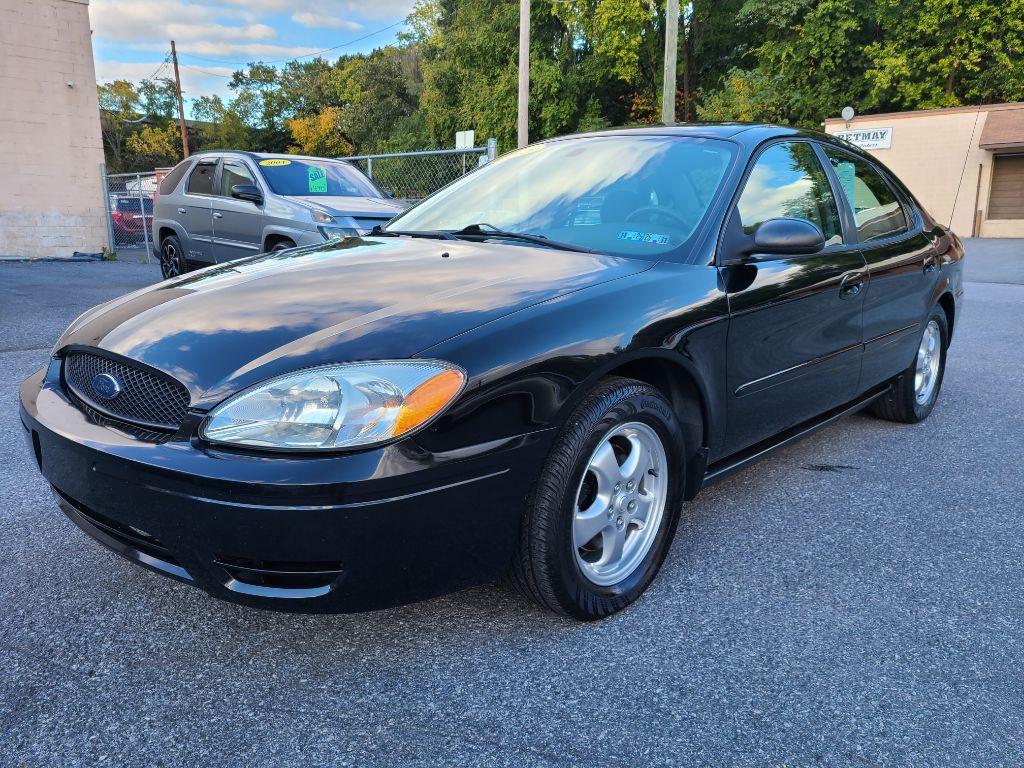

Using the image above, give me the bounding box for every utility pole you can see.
[517,0,530,148]
[170,40,190,158]
[661,0,679,125]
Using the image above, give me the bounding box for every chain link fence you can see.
[101,170,156,263]
[339,140,497,202]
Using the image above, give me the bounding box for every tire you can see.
[871,306,949,424]
[159,235,187,279]
[508,377,686,620]
[270,239,296,252]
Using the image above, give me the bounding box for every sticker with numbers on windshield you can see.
[259,159,291,167]
[617,229,671,245]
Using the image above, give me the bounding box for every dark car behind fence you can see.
[101,170,157,262]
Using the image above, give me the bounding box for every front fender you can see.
[415,261,730,460]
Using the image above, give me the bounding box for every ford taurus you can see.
[19,125,964,620]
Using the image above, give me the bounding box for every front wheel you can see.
[871,307,949,423]
[508,377,686,620]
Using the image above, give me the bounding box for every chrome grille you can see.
[63,351,190,431]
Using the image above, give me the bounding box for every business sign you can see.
[834,127,893,150]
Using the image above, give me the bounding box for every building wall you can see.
[824,105,1024,239]
[0,0,107,259]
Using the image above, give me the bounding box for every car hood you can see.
[296,195,407,216]
[59,237,653,409]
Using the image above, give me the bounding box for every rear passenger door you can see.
[819,146,940,391]
[180,158,218,264]
[720,140,867,455]
[211,158,264,262]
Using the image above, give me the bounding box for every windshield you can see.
[386,135,736,258]
[257,158,382,198]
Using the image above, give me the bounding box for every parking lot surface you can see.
[1,245,1022,766]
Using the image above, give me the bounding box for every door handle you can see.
[839,271,866,299]
[177,207,186,215]
[213,212,223,219]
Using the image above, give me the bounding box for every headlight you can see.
[318,225,360,240]
[311,209,335,224]
[200,360,466,450]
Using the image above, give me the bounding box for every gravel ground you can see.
[1,248,1022,767]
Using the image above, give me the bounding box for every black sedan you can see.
[19,125,964,620]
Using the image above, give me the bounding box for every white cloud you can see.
[218,0,416,19]
[90,0,256,41]
[134,41,326,58]
[291,12,363,31]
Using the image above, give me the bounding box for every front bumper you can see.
[20,361,551,613]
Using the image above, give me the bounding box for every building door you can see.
[989,154,1024,220]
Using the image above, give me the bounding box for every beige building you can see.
[824,103,1024,238]
[0,0,107,259]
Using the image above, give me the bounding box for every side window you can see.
[737,142,843,246]
[158,160,191,195]
[186,162,217,195]
[219,160,255,196]
[822,148,909,242]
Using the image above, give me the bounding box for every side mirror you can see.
[750,218,825,256]
[231,184,263,205]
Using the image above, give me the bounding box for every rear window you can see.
[822,148,910,242]
[186,162,217,195]
[116,198,153,212]
[256,158,381,198]
[159,160,192,195]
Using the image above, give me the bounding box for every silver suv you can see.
[152,151,407,278]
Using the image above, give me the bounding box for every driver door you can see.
[720,141,867,455]
[211,158,264,262]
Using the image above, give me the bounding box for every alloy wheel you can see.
[573,421,668,587]
[160,241,181,277]
[914,319,941,405]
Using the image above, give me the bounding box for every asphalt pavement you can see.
[1,244,1022,767]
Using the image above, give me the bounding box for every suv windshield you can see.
[256,158,382,198]
[386,135,736,258]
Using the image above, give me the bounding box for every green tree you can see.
[865,0,1024,109]
[125,123,181,168]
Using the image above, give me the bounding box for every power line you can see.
[180,63,235,79]
[176,19,407,68]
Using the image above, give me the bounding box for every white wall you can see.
[0,0,107,258]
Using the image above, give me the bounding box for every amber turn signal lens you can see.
[393,368,465,436]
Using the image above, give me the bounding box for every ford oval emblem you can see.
[92,372,123,400]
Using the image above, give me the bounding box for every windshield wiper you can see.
[369,225,457,241]
[451,223,601,254]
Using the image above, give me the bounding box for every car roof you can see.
[546,122,860,151]
[189,150,351,164]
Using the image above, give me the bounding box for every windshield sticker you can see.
[617,229,671,245]
[307,165,328,193]
[259,158,291,167]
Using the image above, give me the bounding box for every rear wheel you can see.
[871,307,948,423]
[508,377,686,620]
[159,235,187,279]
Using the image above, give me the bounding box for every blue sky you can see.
[90,0,417,117]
